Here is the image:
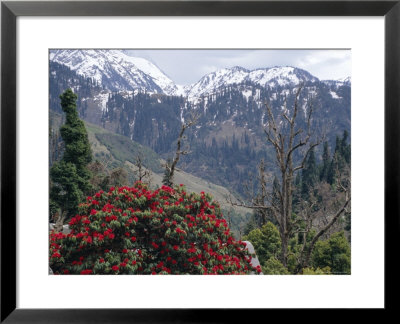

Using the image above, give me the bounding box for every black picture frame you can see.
[1,0,398,322]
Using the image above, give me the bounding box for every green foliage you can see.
[59,89,92,170]
[50,89,93,219]
[243,216,258,236]
[263,257,289,275]
[319,141,330,182]
[50,161,84,218]
[312,231,351,274]
[327,130,351,185]
[301,147,318,198]
[302,266,331,275]
[243,221,281,265]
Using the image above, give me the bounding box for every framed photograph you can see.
[1,0,398,321]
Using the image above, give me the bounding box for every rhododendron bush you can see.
[49,182,261,275]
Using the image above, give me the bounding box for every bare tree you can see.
[163,112,199,186]
[133,153,152,186]
[229,86,350,270]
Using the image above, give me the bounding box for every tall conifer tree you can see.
[50,89,92,225]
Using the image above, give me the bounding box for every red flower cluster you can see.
[49,182,259,275]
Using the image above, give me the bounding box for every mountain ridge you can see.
[50,49,349,100]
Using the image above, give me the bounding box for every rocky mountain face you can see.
[49,50,350,195]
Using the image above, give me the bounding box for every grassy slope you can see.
[86,121,250,213]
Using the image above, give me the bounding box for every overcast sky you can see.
[125,49,351,86]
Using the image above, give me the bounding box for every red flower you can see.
[112,265,119,271]
[99,258,105,263]
[131,236,137,242]
[173,245,179,251]
[122,249,128,254]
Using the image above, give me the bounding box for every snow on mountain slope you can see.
[50,49,183,96]
[336,76,351,85]
[186,66,319,100]
[185,66,249,100]
[322,76,351,87]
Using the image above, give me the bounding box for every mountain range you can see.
[49,49,351,201]
[50,49,349,99]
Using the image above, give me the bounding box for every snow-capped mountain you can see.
[322,76,351,87]
[50,49,184,96]
[185,66,319,100]
[336,76,351,85]
[51,50,329,102]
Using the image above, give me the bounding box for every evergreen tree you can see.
[50,89,92,224]
[301,146,318,197]
[320,141,330,182]
[341,130,351,163]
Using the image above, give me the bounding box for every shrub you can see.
[312,231,351,274]
[49,182,261,275]
[263,257,289,275]
[302,267,331,275]
[243,221,281,265]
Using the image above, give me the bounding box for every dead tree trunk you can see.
[263,86,319,267]
[54,209,66,232]
[163,112,199,186]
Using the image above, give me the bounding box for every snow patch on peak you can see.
[337,76,351,84]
